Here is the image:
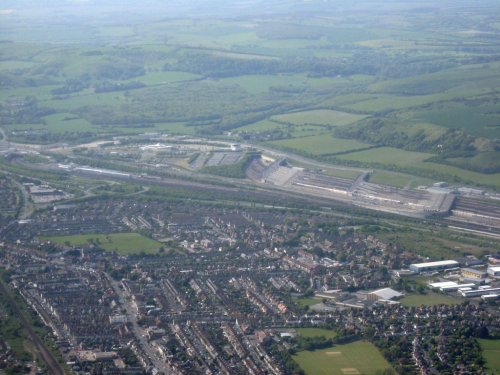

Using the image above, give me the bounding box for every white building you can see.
[409,260,459,273]
[487,266,500,277]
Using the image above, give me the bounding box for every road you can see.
[106,274,173,375]
[249,143,370,173]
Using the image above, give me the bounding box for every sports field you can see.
[479,339,500,374]
[401,293,462,307]
[400,292,461,307]
[40,232,162,255]
[293,340,393,375]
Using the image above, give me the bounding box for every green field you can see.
[296,328,338,339]
[339,93,456,113]
[337,147,433,166]
[267,135,371,156]
[40,233,162,255]
[400,293,462,307]
[368,170,434,189]
[235,119,285,133]
[271,110,368,127]
[293,340,393,375]
[479,339,500,374]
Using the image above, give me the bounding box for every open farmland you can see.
[293,340,393,375]
[40,232,162,255]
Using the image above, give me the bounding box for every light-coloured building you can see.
[367,288,403,301]
[461,268,487,280]
[487,266,500,277]
[461,288,500,298]
[409,260,459,273]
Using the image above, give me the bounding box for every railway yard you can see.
[2,132,499,238]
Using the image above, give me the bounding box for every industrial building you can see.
[409,260,459,273]
[460,287,500,298]
[366,288,403,301]
[461,268,488,281]
[428,281,476,292]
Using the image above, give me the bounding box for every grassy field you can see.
[337,147,433,166]
[400,292,462,307]
[339,93,456,113]
[271,109,368,127]
[267,135,371,156]
[296,328,338,339]
[479,339,500,374]
[368,170,435,188]
[40,232,162,255]
[293,340,393,375]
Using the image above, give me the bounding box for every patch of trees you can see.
[168,49,465,80]
[0,96,55,125]
[51,77,89,95]
[164,51,387,78]
[94,81,145,93]
[94,62,145,80]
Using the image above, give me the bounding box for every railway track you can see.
[0,279,66,375]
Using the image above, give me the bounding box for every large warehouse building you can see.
[409,260,459,273]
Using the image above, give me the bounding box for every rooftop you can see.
[410,260,459,268]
